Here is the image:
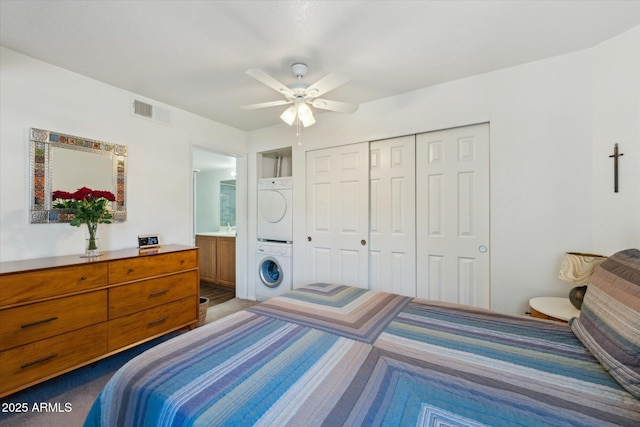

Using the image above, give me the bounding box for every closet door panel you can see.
[306,142,369,288]
[416,123,490,308]
[369,135,416,297]
[310,247,332,284]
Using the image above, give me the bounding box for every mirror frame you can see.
[29,128,127,223]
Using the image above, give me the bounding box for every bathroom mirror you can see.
[29,128,127,223]
[220,179,236,227]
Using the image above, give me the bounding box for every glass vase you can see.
[85,237,100,257]
[84,222,101,257]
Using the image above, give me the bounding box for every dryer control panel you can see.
[258,177,292,190]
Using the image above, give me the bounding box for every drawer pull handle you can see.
[81,276,87,280]
[21,353,58,369]
[148,316,168,326]
[21,317,58,329]
[128,268,134,273]
[180,259,185,265]
[149,289,169,297]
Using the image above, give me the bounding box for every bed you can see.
[84,250,640,426]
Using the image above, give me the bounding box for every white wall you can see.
[591,28,640,253]
[0,48,247,268]
[247,26,640,315]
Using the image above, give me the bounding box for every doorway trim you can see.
[190,144,248,299]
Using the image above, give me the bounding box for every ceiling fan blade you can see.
[240,100,291,110]
[246,69,293,97]
[312,99,359,114]
[306,70,351,98]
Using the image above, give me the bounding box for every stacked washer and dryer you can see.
[256,176,293,301]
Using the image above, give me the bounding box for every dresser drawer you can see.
[108,296,196,351]
[108,250,197,284]
[0,323,107,395]
[0,264,108,306]
[109,271,198,318]
[0,290,107,351]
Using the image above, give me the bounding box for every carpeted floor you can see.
[0,298,258,427]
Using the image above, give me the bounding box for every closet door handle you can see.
[361,239,367,246]
[307,236,312,242]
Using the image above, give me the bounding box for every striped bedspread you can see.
[84,284,640,426]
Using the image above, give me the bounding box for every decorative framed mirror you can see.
[29,128,127,223]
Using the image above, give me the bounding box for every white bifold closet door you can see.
[304,124,489,307]
[369,135,416,296]
[305,142,369,288]
[416,123,490,308]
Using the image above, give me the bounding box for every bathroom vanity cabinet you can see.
[195,234,236,289]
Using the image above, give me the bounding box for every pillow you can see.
[570,248,640,398]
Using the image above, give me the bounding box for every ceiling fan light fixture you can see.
[297,103,315,127]
[300,113,316,128]
[297,103,312,116]
[280,105,297,126]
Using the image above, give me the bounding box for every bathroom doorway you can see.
[192,147,237,304]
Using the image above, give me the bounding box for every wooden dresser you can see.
[0,245,199,398]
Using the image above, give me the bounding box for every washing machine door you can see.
[259,190,287,223]
[258,257,283,288]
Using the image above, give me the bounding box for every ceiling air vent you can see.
[132,99,172,125]
[133,100,153,118]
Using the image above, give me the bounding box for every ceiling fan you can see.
[241,63,358,128]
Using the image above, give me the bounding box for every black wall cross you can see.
[608,143,624,193]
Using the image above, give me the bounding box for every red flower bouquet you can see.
[52,187,116,255]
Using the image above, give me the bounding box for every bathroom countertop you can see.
[196,231,236,237]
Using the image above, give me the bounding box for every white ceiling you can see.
[1,1,638,131]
